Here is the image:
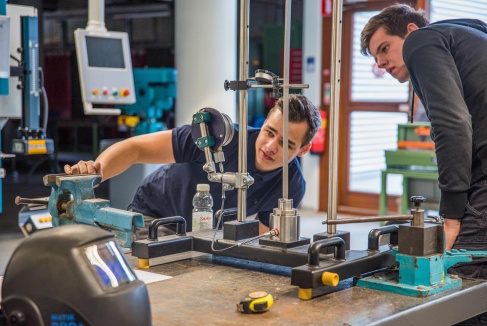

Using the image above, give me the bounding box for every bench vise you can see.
[15,174,144,248]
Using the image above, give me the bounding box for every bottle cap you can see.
[197,184,210,192]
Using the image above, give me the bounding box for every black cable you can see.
[10,54,21,64]
[211,162,227,252]
[410,90,415,123]
[39,67,49,131]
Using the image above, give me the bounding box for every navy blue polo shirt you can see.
[128,124,306,231]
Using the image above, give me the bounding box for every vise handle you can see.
[15,196,49,206]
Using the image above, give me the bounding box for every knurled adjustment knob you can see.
[410,196,426,208]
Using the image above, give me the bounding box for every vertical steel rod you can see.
[237,0,249,222]
[327,0,343,234]
[87,0,106,31]
[282,0,291,199]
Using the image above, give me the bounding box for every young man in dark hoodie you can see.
[361,4,487,324]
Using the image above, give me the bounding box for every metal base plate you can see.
[355,269,462,297]
[259,237,310,249]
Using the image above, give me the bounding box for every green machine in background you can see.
[380,122,439,215]
[118,68,177,136]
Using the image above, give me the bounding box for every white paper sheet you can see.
[134,270,172,284]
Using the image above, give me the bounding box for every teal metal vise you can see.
[16,174,144,248]
[356,196,487,297]
[119,68,177,135]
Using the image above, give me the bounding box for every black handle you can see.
[368,225,399,251]
[147,216,187,240]
[307,237,346,266]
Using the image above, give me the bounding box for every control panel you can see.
[74,28,135,115]
[18,205,52,236]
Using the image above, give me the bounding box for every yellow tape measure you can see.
[237,291,274,314]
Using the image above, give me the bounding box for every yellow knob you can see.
[322,272,339,286]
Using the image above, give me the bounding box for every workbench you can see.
[127,252,487,326]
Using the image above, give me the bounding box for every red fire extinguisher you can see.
[310,109,327,155]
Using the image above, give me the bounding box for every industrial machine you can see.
[15,174,144,248]
[2,4,53,156]
[118,68,176,136]
[312,197,486,298]
[17,201,52,236]
[74,0,135,115]
[0,224,151,326]
[0,3,54,214]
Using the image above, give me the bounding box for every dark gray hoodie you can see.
[403,19,487,219]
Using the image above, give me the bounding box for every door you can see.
[319,0,420,215]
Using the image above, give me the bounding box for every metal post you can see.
[327,0,343,234]
[237,0,249,222]
[87,0,106,32]
[21,16,39,130]
[282,0,291,199]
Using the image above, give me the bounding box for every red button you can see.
[121,89,130,97]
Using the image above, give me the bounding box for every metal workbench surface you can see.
[127,253,487,326]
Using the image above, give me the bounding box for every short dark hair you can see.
[361,4,429,56]
[270,94,321,147]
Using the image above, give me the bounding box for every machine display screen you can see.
[84,240,136,289]
[85,36,125,69]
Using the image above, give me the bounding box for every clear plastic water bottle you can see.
[192,184,213,231]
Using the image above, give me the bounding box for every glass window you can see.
[430,0,487,22]
[349,111,407,194]
[351,11,409,102]
[348,11,409,195]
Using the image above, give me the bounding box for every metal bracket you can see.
[207,172,254,189]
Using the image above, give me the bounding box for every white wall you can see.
[174,0,237,126]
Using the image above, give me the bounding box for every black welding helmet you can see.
[1,224,151,326]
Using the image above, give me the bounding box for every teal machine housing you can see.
[119,67,177,135]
